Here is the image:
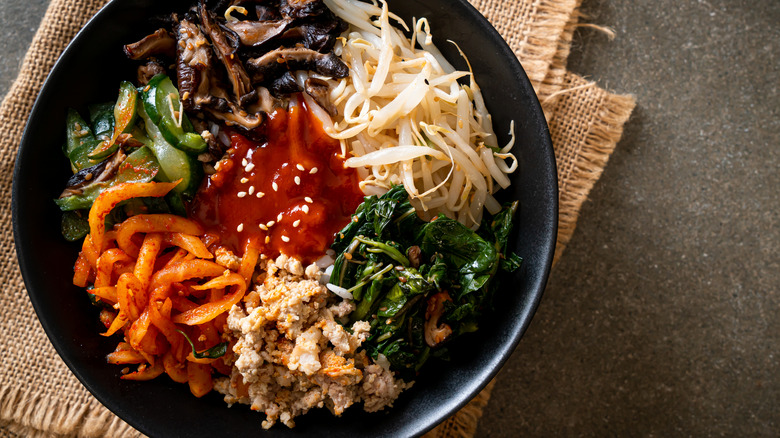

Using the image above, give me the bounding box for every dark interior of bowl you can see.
[12,0,556,436]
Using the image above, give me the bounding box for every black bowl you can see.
[13,0,557,436]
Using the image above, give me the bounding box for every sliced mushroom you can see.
[279,0,326,19]
[123,28,176,60]
[304,77,337,115]
[246,47,349,83]
[176,19,214,111]
[223,19,292,47]
[246,86,278,115]
[59,149,127,198]
[424,291,453,348]
[280,11,348,53]
[255,4,282,21]
[199,1,255,105]
[270,71,302,97]
[205,87,265,130]
[136,58,166,86]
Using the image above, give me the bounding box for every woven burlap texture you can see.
[0,0,635,437]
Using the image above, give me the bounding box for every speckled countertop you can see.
[1,1,777,436]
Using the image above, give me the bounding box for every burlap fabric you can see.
[0,0,635,436]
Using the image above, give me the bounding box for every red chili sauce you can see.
[191,99,364,263]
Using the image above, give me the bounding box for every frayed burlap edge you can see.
[0,386,142,438]
[542,75,636,263]
[471,0,579,89]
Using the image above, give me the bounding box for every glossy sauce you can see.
[191,99,364,263]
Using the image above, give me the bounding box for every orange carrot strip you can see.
[138,325,167,356]
[81,235,99,270]
[116,214,203,257]
[163,349,188,383]
[239,237,261,284]
[117,273,144,321]
[134,233,164,291]
[171,273,246,326]
[209,288,225,302]
[127,308,151,352]
[102,311,128,337]
[200,321,221,348]
[164,233,213,259]
[91,286,118,304]
[170,296,199,313]
[202,232,220,249]
[73,254,91,288]
[107,348,146,365]
[149,259,226,294]
[89,181,179,252]
[121,360,165,381]
[187,362,213,397]
[149,298,182,352]
[95,248,133,288]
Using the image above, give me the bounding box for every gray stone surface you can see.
[0,0,777,436]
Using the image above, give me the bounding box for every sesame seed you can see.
[309,167,318,174]
[277,213,283,221]
[258,224,268,231]
[293,220,300,227]
[294,176,301,185]
[241,158,248,167]
[265,236,270,244]
[305,197,313,203]
[302,205,310,214]
[281,235,290,242]
[296,164,305,171]
[237,223,244,232]
[256,192,265,198]
[272,182,278,191]
[248,186,255,195]
[245,163,255,172]
[240,177,249,184]
[237,191,247,198]
[266,220,275,227]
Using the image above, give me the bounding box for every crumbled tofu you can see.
[215,256,411,429]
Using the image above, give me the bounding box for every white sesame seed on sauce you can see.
[245,163,255,172]
[241,158,248,167]
[256,191,265,198]
[248,186,255,195]
[258,223,268,231]
[296,164,305,171]
[309,167,318,174]
[293,219,301,227]
[237,191,247,198]
[272,182,278,191]
[281,235,290,242]
[276,213,283,221]
[237,223,244,232]
[305,197,313,203]
[294,176,301,185]
[302,205,310,214]
[266,220,275,227]
[240,177,249,184]
[265,236,270,244]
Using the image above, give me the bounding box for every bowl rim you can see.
[12,0,557,436]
